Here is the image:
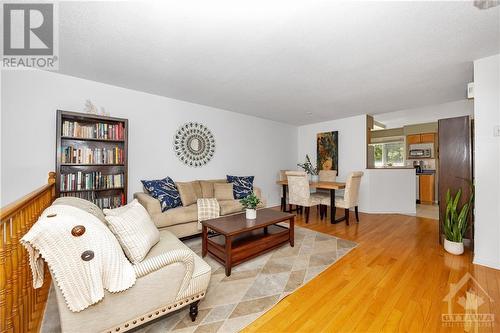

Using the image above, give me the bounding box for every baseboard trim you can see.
[266,204,416,217]
[362,211,416,216]
[266,202,281,208]
[473,257,500,270]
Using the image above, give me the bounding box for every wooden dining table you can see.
[276,180,346,224]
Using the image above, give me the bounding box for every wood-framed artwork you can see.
[317,131,338,175]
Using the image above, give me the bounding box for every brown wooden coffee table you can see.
[201,208,295,276]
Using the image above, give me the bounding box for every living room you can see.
[1,1,499,333]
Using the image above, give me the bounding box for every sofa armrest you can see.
[134,192,162,216]
[254,186,267,207]
[133,249,194,299]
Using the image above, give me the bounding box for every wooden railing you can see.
[1,172,56,333]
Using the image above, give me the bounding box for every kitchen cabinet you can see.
[407,133,436,144]
[420,133,435,143]
[419,174,435,204]
[407,134,421,145]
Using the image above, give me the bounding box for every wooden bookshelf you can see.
[55,110,128,209]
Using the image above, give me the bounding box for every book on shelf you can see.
[61,146,124,164]
[61,191,125,209]
[62,120,124,140]
[60,172,124,192]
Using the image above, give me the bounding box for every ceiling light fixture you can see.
[473,0,500,9]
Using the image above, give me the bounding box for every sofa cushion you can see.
[218,200,266,215]
[199,181,214,198]
[227,175,254,199]
[153,204,198,228]
[104,199,160,264]
[191,181,203,198]
[176,182,197,206]
[219,200,244,215]
[141,177,182,212]
[214,183,234,201]
[199,179,226,198]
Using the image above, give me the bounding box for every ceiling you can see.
[58,1,500,125]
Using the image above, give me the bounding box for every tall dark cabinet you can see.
[55,110,128,209]
[438,116,474,247]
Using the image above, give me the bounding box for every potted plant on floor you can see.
[443,183,474,255]
[240,192,261,220]
[297,154,319,182]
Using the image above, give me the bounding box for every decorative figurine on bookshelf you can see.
[84,99,98,114]
[99,107,110,117]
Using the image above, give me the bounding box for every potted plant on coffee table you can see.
[297,154,319,182]
[443,183,474,255]
[240,192,261,220]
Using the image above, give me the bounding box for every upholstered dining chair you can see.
[314,170,337,218]
[316,170,337,195]
[320,171,364,224]
[319,170,337,182]
[286,171,323,223]
[279,170,292,211]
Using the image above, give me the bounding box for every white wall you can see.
[297,115,416,214]
[473,54,500,270]
[1,70,297,207]
[374,99,474,129]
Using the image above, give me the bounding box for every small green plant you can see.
[297,154,318,175]
[240,192,261,210]
[443,182,474,243]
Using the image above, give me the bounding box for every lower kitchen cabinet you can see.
[419,174,435,204]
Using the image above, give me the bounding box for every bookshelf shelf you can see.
[60,187,125,193]
[60,163,125,166]
[56,110,128,209]
[61,136,126,143]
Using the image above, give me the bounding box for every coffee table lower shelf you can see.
[204,224,293,276]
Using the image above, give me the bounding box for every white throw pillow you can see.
[103,199,160,264]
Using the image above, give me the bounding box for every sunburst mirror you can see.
[173,122,215,167]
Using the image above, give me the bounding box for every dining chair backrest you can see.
[319,170,337,182]
[279,170,292,181]
[343,171,364,207]
[286,171,310,205]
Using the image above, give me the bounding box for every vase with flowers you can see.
[297,154,319,182]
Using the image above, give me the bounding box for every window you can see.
[372,141,405,167]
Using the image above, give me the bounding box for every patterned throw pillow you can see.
[226,175,254,199]
[141,177,182,212]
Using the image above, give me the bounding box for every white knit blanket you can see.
[197,198,220,230]
[21,205,136,312]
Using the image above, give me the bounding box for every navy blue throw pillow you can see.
[226,175,254,199]
[141,177,182,212]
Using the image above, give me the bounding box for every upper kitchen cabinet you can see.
[420,133,436,143]
[407,133,436,144]
[407,134,421,145]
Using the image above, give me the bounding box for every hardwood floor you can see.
[243,207,500,333]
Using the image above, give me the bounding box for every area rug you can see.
[42,226,356,333]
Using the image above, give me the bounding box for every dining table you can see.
[276,180,346,224]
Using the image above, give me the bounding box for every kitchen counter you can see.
[366,167,414,170]
[417,170,436,175]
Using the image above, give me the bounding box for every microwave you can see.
[409,148,432,158]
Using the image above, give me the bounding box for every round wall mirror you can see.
[173,122,215,167]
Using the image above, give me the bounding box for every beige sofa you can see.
[134,179,265,238]
[49,197,212,333]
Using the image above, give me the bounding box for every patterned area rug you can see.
[42,226,356,333]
